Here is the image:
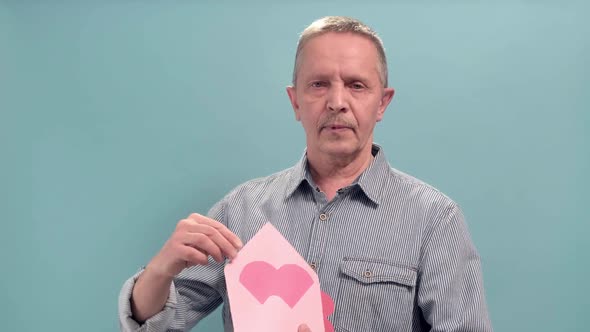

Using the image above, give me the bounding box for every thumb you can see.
[298,323,311,332]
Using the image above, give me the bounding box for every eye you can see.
[310,81,327,88]
[350,82,365,90]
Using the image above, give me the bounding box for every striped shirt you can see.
[119,144,493,331]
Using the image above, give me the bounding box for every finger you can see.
[188,213,243,248]
[191,224,238,260]
[177,219,238,260]
[184,222,241,259]
[187,213,243,248]
[183,232,225,263]
[180,245,209,266]
[298,324,311,332]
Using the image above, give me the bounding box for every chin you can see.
[319,141,360,157]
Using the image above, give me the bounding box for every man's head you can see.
[292,16,389,88]
[287,16,394,161]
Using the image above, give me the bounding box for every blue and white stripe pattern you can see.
[119,144,493,331]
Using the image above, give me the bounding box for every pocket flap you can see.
[340,258,417,287]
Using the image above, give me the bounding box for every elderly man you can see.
[119,16,492,332]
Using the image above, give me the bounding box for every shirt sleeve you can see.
[118,269,178,332]
[417,203,493,332]
[117,198,229,332]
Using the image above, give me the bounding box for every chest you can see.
[229,193,425,331]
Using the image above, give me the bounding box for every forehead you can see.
[297,32,380,79]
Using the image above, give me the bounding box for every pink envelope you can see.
[225,223,331,332]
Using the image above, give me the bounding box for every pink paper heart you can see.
[321,291,335,332]
[298,291,335,332]
[239,261,313,308]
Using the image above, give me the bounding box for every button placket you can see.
[306,202,333,279]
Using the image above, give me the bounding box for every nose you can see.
[327,84,348,112]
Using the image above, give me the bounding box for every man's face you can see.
[287,32,394,159]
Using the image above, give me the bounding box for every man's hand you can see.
[131,213,242,322]
[298,324,312,332]
[146,213,243,278]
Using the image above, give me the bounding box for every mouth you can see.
[323,124,352,131]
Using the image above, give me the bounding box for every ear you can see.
[286,86,301,121]
[376,87,395,122]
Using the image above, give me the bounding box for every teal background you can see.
[3,1,588,331]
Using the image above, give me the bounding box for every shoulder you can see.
[220,166,296,204]
[207,165,298,227]
[385,165,460,221]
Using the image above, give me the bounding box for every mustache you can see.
[319,114,356,129]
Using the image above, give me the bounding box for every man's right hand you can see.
[146,213,243,278]
[131,213,242,323]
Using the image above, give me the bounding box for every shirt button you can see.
[310,262,317,270]
[319,213,328,221]
[364,270,373,278]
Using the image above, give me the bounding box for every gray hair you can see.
[292,16,388,87]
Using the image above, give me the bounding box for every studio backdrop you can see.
[4,1,588,331]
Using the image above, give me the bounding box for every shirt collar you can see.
[284,150,313,199]
[356,144,389,205]
[284,144,389,205]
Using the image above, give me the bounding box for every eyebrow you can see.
[342,75,370,83]
[305,74,371,84]
[305,74,331,82]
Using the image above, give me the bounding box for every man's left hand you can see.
[298,324,311,332]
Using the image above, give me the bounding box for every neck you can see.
[307,144,374,201]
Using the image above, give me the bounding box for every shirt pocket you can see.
[335,257,417,332]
